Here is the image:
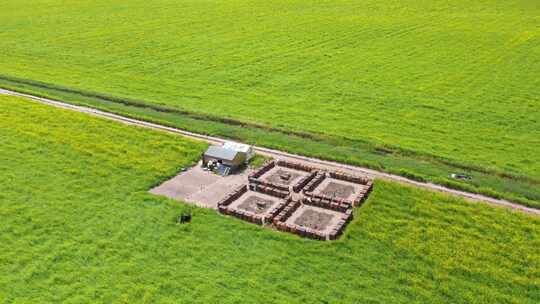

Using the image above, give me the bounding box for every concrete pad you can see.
[150,161,250,209]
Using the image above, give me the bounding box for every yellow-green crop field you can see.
[1,0,539,206]
[1,0,538,206]
[1,2,539,302]
[1,95,539,303]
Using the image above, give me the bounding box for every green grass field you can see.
[1,95,539,303]
[0,0,539,207]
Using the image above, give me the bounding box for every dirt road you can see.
[1,88,538,216]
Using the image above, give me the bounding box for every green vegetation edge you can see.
[3,94,539,303]
[1,75,538,209]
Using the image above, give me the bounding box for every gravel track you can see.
[2,88,538,216]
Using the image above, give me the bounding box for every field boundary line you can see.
[2,88,538,216]
[3,73,537,186]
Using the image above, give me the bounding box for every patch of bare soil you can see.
[320,182,355,199]
[294,209,334,231]
[265,168,302,186]
[238,195,276,214]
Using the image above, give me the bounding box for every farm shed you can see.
[222,141,255,161]
[202,145,246,174]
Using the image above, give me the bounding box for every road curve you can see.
[2,88,538,216]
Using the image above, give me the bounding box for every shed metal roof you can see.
[204,146,239,161]
[223,141,252,153]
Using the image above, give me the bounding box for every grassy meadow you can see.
[1,95,539,303]
[0,0,539,206]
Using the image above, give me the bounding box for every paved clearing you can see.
[3,88,538,216]
[150,161,251,209]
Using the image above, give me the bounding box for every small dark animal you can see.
[178,213,192,224]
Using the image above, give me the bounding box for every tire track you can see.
[1,88,538,216]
